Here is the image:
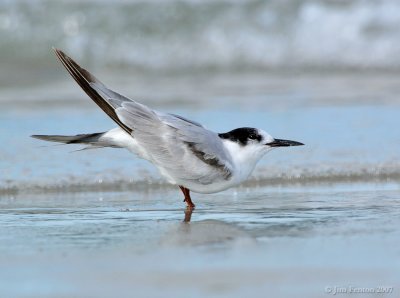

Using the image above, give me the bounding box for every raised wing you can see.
[54,48,133,134]
[54,48,233,184]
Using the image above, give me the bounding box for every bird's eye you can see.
[249,134,257,140]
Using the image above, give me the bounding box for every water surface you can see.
[1,183,399,298]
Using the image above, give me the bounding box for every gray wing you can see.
[118,106,233,184]
[54,48,233,184]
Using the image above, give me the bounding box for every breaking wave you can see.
[2,0,400,72]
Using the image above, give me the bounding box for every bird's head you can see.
[219,127,304,164]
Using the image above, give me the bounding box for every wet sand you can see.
[1,183,399,298]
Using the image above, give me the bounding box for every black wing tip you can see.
[53,47,97,85]
[52,47,66,61]
[31,135,50,141]
[50,47,133,135]
[52,47,67,57]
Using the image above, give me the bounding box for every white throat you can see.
[222,139,270,182]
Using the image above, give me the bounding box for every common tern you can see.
[32,49,304,208]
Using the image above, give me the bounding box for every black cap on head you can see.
[218,127,262,146]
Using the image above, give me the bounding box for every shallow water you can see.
[1,70,400,297]
[1,1,400,296]
[1,183,399,298]
[1,54,400,298]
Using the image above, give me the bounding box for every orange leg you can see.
[183,208,193,223]
[179,186,195,209]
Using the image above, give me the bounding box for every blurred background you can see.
[0,1,400,297]
[3,0,400,76]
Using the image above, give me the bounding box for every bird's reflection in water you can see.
[183,207,194,222]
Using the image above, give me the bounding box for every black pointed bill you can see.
[266,139,304,147]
